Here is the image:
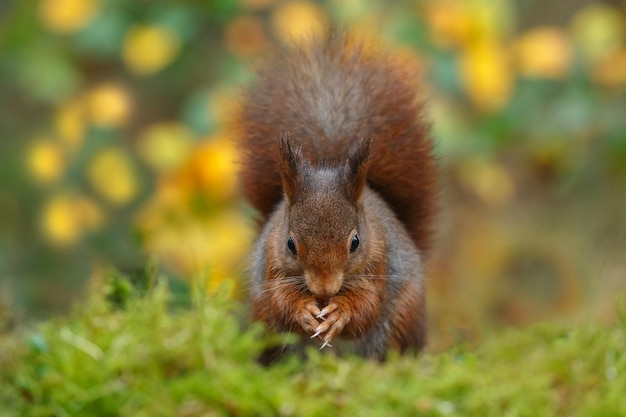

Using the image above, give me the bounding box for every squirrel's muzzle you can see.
[305,272,343,300]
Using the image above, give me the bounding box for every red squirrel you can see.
[234,31,437,360]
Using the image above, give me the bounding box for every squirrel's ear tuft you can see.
[278,131,303,202]
[345,137,371,202]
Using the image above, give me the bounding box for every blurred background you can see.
[0,0,625,351]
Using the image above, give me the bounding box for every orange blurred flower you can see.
[592,48,626,86]
[140,210,252,289]
[86,83,132,127]
[425,1,477,48]
[425,0,513,49]
[190,136,238,200]
[225,15,268,58]
[271,0,328,43]
[515,27,572,79]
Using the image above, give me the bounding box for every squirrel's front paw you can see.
[295,300,322,335]
[311,302,347,349]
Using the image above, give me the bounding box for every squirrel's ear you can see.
[278,132,303,202]
[345,137,371,202]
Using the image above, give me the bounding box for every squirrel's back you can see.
[235,31,437,252]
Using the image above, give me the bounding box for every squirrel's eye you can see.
[350,234,360,253]
[287,236,297,256]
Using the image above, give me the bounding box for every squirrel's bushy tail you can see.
[234,31,437,252]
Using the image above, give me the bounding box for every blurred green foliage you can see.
[0,0,625,349]
[1,281,625,416]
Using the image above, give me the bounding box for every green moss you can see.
[1,281,624,417]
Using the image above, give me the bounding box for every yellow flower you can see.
[515,27,572,79]
[457,158,515,207]
[39,0,99,34]
[40,193,104,247]
[191,136,238,200]
[425,0,513,49]
[41,194,81,246]
[139,210,252,291]
[271,0,327,43]
[86,83,132,127]
[570,4,626,65]
[26,138,65,184]
[425,1,476,48]
[88,148,138,205]
[202,212,253,292]
[122,25,181,75]
[55,99,85,152]
[137,122,194,172]
[459,40,513,111]
[204,211,253,266]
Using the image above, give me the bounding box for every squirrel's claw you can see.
[319,339,333,350]
[310,328,323,339]
[319,303,338,318]
[311,301,346,349]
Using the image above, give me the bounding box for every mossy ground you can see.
[1,278,624,417]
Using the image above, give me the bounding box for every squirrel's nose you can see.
[306,273,342,300]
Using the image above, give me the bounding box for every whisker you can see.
[257,277,309,295]
[268,276,306,285]
[238,275,304,288]
[344,274,406,278]
[343,274,414,282]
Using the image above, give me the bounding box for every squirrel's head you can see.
[277,132,372,301]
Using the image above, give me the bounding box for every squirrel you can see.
[234,31,437,360]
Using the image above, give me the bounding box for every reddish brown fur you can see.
[237,31,435,359]
[254,253,388,340]
[388,280,427,352]
[234,31,437,253]
[253,176,389,340]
